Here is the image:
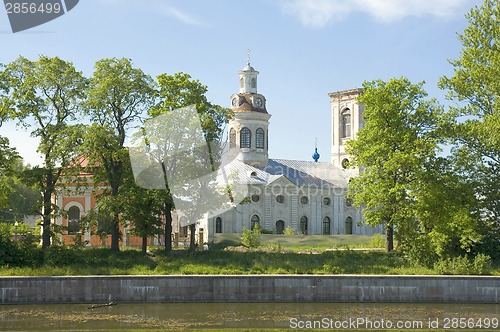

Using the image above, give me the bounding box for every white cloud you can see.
[95,0,203,26]
[155,4,203,26]
[281,0,470,28]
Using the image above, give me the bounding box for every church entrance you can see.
[275,220,284,234]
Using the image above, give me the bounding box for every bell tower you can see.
[228,53,271,168]
[329,88,364,172]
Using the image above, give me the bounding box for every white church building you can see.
[199,61,383,241]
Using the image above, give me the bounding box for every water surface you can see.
[0,302,498,331]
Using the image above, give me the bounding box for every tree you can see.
[403,155,483,265]
[0,137,20,209]
[439,0,500,256]
[83,58,155,252]
[145,73,231,252]
[346,77,443,252]
[0,159,40,224]
[120,158,163,254]
[0,64,20,209]
[1,56,87,248]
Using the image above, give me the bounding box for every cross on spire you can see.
[247,49,251,66]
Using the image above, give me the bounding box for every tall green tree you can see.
[0,137,20,209]
[439,0,500,254]
[83,58,155,252]
[346,77,443,252]
[1,56,87,248]
[146,73,231,252]
[0,64,19,209]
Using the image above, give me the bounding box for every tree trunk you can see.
[141,236,147,254]
[41,171,54,249]
[110,180,121,252]
[164,204,173,253]
[41,214,52,248]
[386,224,394,252]
[110,213,120,252]
[189,224,196,252]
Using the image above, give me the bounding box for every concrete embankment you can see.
[1,275,498,304]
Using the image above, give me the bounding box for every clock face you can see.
[254,97,263,108]
[232,97,238,107]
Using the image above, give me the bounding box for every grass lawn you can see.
[1,234,498,276]
[214,233,383,250]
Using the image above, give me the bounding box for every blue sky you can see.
[0,0,482,166]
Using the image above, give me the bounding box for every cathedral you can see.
[198,61,382,242]
[52,60,382,248]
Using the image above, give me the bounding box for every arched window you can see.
[341,109,351,138]
[276,220,285,234]
[67,206,80,234]
[251,78,257,89]
[240,127,251,148]
[215,217,222,233]
[345,216,353,235]
[229,128,236,148]
[251,215,260,230]
[300,216,308,235]
[322,216,331,235]
[240,77,244,89]
[256,128,265,149]
[276,195,285,204]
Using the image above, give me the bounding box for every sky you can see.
[0,0,483,166]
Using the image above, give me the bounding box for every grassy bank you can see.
[215,233,383,250]
[0,247,428,276]
[0,234,498,276]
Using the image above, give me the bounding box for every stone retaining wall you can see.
[1,275,498,304]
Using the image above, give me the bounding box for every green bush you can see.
[284,226,295,236]
[434,254,492,275]
[368,233,385,248]
[43,246,84,267]
[241,226,261,248]
[0,223,42,267]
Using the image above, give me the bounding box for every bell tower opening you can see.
[329,88,364,172]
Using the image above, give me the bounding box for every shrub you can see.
[43,246,84,267]
[368,233,385,248]
[434,254,492,275]
[71,233,89,249]
[0,223,42,267]
[284,226,295,236]
[241,226,261,248]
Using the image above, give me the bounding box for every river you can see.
[1,302,498,331]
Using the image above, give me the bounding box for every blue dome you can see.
[312,148,320,162]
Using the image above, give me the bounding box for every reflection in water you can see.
[0,303,498,331]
